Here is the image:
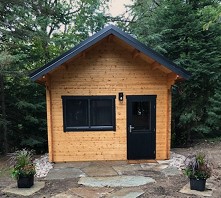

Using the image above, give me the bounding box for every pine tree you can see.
[0,0,109,153]
[128,0,221,145]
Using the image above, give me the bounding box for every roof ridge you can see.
[30,25,190,81]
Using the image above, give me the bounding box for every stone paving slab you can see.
[46,167,85,180]
[157,160,172,164]
[51,194,78,198]
[141,164,169,172]
[112,164,142,175]
[140,163,159,170]
[2,181,45,197]
[52,187,114,198]
[78,176,156,187]
[92,161,128,166]
[106,187,144,198]
[154,164,169,171]
[54,162,91,169]
[82,164,118,177]
[180,182,214,197]
[160,166,182,176]
[0,181,13,188]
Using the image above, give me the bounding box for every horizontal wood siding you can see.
[48,39,173,162]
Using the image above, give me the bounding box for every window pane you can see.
[66,99,88,127]
[90,99,112,126]
[132,101,151,131]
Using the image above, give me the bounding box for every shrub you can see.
[183,153,212,179]
[9,149,36,179]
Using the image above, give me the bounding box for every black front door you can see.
[127,95,156,160]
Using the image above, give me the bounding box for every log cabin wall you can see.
[46,38,175,162]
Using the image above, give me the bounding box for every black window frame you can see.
[62,95,116,132]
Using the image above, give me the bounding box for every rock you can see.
[78,176,156,187]
[169,152,185,170]
[34,154,53,178]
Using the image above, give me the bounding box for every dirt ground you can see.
[0,140,221,198]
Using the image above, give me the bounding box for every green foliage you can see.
[203,4,221,30]
[4,76,47,153]
[9,149,36,179]
[206,88,221,132]
[0,0,109,154]
[207,136,221,143]
[128,0,221,146]
[183,153,212,179]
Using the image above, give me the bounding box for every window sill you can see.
[64,126,116,132]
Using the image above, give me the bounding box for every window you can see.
[132,101,151,131]
[62,96,116,132]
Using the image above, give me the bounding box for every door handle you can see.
[129,125,135,133]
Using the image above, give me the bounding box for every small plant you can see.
[9,149,36,180]
[183,152,212,179]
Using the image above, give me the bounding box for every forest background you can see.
[0,0,220,154]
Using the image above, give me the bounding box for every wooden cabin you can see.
[30,25,190,162]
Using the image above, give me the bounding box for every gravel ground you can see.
[34,154,53,178]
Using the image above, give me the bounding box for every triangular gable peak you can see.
[30,25,190,82]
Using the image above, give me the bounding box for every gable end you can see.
[30,25,190,81]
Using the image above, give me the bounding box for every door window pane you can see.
[132,101,151,131]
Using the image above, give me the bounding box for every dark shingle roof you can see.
[30,25,190,81]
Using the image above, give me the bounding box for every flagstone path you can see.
[1,152,216,197]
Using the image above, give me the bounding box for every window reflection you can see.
[132,101,151,131]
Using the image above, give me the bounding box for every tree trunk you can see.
[0,73,8,154]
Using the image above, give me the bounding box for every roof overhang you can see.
[30,25,191,81]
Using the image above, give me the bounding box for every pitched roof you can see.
[30,25,190,81]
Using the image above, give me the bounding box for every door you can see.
[127,95,156,160]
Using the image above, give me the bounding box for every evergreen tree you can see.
[0,0,109,153]
[0,50,17,153]
[207,87,221,134]
[128,0,221,145]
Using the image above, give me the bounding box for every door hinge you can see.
[154,150,156,154]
